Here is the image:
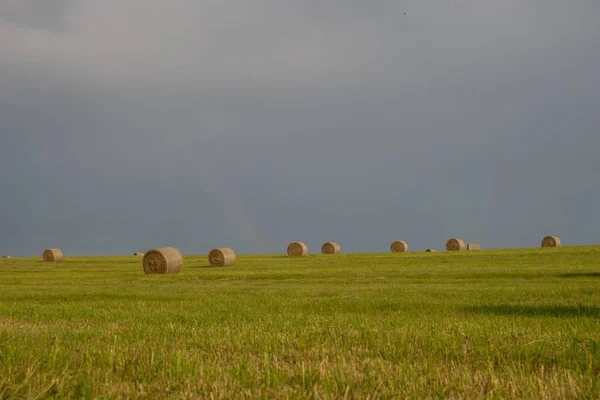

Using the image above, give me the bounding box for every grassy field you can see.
[1,247,600,399]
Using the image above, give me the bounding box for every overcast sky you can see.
[1,1,599,256]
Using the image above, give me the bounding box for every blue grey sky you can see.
[1,1,599,256]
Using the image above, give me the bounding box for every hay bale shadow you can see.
[558,272,600,278]
[464,304,600,318]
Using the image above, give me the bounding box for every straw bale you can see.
[446,238,466,251]
[208,248,236,267]
[390,240,409,253]
[541,236,562,248]
[287,242,308,257]
[143,247,182,274]
[321,242,341,255]
[43,248,63,262]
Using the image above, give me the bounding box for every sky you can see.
[1,1,599,256]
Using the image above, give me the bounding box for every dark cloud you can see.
[1,2,599,256]
[0,0,74,32]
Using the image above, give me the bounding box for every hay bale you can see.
[390,240,409,253]
[208,248,236,267]
[142,247,182,274]
[287,242,308,257]
[541,236,562,248]
[133,252,144,256]
[2,256,11,259]
[467,243,481,251]
[446,238,466,251]
[321,242,341,255]
[43,248,63,262]
[425,249,438,253]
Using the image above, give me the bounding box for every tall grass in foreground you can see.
[1,247,600,398]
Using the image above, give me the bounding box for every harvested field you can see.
[1,247,600,398]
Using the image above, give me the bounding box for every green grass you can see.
[1,247,600,399]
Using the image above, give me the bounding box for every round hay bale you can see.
[2,256,11,259]
[43,248,63,262]
[133,252,144,256]
[541,236,562,248]
[467,243,481,251]
[425,249,438,253]
[208,248,236,267]
[321,242,341,255]
[287,242,308,257]
[446,238,466,251]
[390,240,409,253]
[142,247,182,274]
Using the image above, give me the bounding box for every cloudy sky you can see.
[1,1,599,256]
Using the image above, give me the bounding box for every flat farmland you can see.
[1,247,599,399]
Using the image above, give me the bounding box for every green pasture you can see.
[1,247,599,398]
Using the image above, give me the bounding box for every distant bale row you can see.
[390,235,562,252]
[286,242,343,256]
[286,239,483,254]
[34,234,564,275]
[141,246,238,274]
[2,255,11,259]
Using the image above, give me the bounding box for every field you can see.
[1,247,600,399]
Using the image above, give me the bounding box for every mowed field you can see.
[1,247,600,399]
